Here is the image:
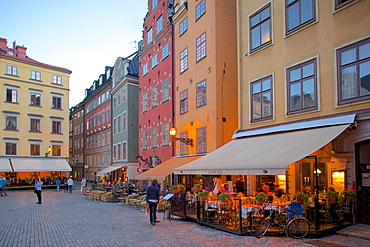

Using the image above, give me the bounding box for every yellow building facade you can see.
[0,38,72,182]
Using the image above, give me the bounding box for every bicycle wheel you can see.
[255,218,271,238]
[286,218,310,239]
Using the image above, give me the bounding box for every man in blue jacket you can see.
[0,176,8,196]
[146,179,160,225]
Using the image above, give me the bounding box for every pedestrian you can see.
[64,178,68,193]
[68,176,74,193]
[146,179,160,226]
[0,176,8,196]
[56,177,61,192]
[34,178,43,204]
[81,178,87,194]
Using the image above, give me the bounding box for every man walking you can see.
[146,179,160,225]
[0,176,8,196]
[67,176,74,193]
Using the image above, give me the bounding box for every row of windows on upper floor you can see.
[112,141,127,162]
[85,90,111,114]
[86,132,111,150]
[112,88,127,109]
[4,64,64,85]
[86,109,111,130]
[250,37,370,122]
[141,78,171,111]
[4,87,64,109]
[3,114,64,134]
[4,142,62,156]
[142,43,170,76]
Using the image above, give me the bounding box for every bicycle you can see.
[255,202,310,239]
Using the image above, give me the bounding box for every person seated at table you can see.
[274,185,285,199]
[303,186,311,196]
[261,184,274,202]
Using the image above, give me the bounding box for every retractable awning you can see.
[97,165,125,176]
[10,158,72,172]
[0,158,12,172]
[174,124,350,176]
[136,155,203,180]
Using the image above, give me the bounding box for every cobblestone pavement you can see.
[0,189,369,247]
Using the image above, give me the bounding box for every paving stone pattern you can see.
[0,189,369,247]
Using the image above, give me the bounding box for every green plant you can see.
[195,184,202,188]
[198,191,209,197]
[326,190,339,198]
[218,191,230,202]
[341,188,356,197]
[163,201,171,208]
[295,191,310,205]
[255,192,268,201]
[170,185,178,191]
[177,184,185,192]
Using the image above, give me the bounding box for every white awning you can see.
[97,165,126,176]
[174,124,350,176]
[10,158,72,172]
[0,157,12,172]
[136,155,203,180]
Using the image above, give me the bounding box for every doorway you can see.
[355,140,370,224]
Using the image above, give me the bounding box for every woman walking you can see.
[146,179,160,225]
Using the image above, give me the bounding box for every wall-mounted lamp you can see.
[45,146,52,157]
[169,128,193,147]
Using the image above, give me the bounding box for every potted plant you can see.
[255,192,268,205]
[326,190,339,203]
[222,182,229,190]
[163,201,171,219]
[195,184,202,192]
[170,185,178,194]
[218,190,230,203]
[198,190,209,201]
[294,191,309,205]
[177,184,185,193]
[341,188,356,201]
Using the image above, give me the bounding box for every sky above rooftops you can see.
[1,0,147,106]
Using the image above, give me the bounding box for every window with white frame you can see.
[52,96,62,109]
[179,17,188,36]
[151,126,158,148]
[30,143,40,156]
[142,92,149,112]
[151,86,158,108]
[161,78,170,102]
[196,32,206,62]
[152,53,158,68]
[196,79,207,107]
[52,121,62,134]
[122,88,127,101]
[122,142,127,160]
[180,131,189,156]
[30,92,41,106]
[5,141,17,155]
[162,123,170,146]
[156,15,163,35]
[6,87,18,103]
[113,118,117,135]
[180,48,188,73]
[30,70,41,81]
[251,75,273,122]
[162,43,169,60]
[250,3,271,52]
[6,65,18,76]
[180,89,188,114]
[5,115,17,130]
[147,28,153,44]
[122,111,127,131]
[143,62,149,76]
[52,75,62,84]
[142,130,148,150]
[286,0,316,35]
[117,143,121,161]
[196,127,207,154]
[117,115,121,133]
[52,144,61,156]
[196,0,206,20]
[152,0,158,10]
[30,118,41,132]
[335,0,356,10]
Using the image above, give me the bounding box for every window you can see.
[113,96,117,108]
[196,32,206,62]
[152,53,158,68]
[180,48,188,73]
[30,92,41,106]
[5,116,17,130]
[113,145,117,161]
[117,115,121,133]
[196,0,206,20]
[196,127,207,154]
[196,80,207,107]
[142,130,148,150]
[287,58,317,114]
[52,75,62,84]
[143,62,149,76]
[122,111,127,131]
[250,4,271,51]
[142,92,149,112]
[286,0,315,34]
[122,142,127,160]
[251,75,273,122]
[147,28,153,44]
[152,0,158,10]
[161,78,170,102]
[180,89,188,114]
[52,145,61,156]
[180,131,189,156]
[6,142,17,155]
[337,38,370,104]
[122,88,127,101]
[179,17,188,36]
[151,86,158,108]
[162,43,169,60]
[30,118,41,132]
[52,96,62,109]
[117,143,121,161]
[151,126,158,148]
[113,118,117,135]
[335,0,356,10]
[30,144,40,156]
[162,123,170,146]
[156,15,163,35]
[52,121,62,134]
[6,65,18,76]
[6,88,17,103]
[30,70,41,81]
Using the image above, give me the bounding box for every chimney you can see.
[16,46,27,59]
[0,38,7,49]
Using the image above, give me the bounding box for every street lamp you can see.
[169,127,193,146]
[45,146,52,157]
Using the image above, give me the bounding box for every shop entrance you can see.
[356,140,370,225]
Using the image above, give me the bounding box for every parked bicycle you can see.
[255,201,310,239]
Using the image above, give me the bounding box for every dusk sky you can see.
[1,0,148,106]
